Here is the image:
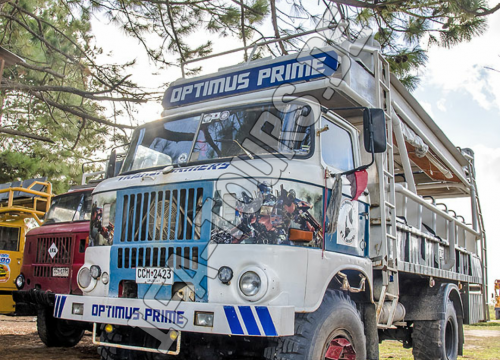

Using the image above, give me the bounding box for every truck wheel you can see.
[265,289,366,360]
[412,300,458,360]
[37,308,85,347]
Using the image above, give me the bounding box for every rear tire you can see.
[37,308,85,347]
[265,289,366,360]
[412,300,458,360]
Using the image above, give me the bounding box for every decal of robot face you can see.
[210,180,323,247]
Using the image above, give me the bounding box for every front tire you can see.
[37,308,85,347]
[265,290,366,360]
[413,300,459,360]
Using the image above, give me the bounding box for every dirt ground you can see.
[0,315,98,360]
[1,315,499,360]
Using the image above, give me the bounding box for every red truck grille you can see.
[35,236,73,265]
[33,265,51,277]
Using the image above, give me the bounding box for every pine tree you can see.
[0,0,156,192]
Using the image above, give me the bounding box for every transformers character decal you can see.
[211,181,323,247]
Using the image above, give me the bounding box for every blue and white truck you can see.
[53,29,488,360]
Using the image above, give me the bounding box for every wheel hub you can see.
[325,338,356,360]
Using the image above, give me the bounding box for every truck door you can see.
[320,116,368,257]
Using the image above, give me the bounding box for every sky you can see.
[413,9,500,297]
[91,6,500,298]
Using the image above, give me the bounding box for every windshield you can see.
[44,191,92,225]
[121,102,313,173]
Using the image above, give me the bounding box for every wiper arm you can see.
[216,139,254,160]
[232,139,254,160]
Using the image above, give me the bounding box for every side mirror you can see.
[363,108,387,153]
[106,149,117,179]
[114,158,124,177]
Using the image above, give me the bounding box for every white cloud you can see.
[436,98,447,112]
[419,11,500,112]
[419,101,435,117]
[469,145,500,296]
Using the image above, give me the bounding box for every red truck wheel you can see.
[265,290,366,360]
[37,308,85,347]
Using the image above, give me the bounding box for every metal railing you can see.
[0,180,52,225]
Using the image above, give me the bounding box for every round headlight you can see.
[78,267,92,289]
[239,271,261,296]
[90,265,102,279]
[101,272,109,285]
[217,266,233,284]
[15,274,25,290]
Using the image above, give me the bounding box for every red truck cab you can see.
[14,187,93,346]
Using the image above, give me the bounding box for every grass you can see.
[379,307,500,359]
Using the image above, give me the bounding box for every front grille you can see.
[121,187,203,242]
[35,236,72,264]
[117,246,199,270]
[33,265,51,277]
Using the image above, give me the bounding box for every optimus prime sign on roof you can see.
[162,50,339,109]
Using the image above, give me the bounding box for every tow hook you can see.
[336,272,366,293]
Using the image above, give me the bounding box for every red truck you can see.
[14,186,93,346]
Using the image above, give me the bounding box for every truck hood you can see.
[26,221,89,237]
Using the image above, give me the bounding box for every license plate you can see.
[52,267,70,277]
[136,267,174,285]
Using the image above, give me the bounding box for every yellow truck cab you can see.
[0,178,51,314]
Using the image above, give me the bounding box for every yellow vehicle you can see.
[0,179,51,314]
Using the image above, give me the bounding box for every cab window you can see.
[321,117,355,171]
[0,226,20,251]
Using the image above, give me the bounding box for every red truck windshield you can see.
[44,191,92,225]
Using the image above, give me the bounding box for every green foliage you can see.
[1,0,498,193]
[227,0,498,90]
[0,0,150,193]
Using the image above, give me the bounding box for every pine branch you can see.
[71,118,86,150]
[0,126,55,143]
[1,80,149,103]
[30,92,135,130]
[231,0,264,16]
[485,66,500,73]
[270,0,288,55]
[240,1,248,61]
[165,0,186,63]
[17,62,65,79]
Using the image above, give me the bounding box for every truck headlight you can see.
[239,271,261,296]
[15,274,25,290]
[195,312,214,327]
[90,265,102,279]
[217,266,233,285]
[77,267,93,289]
[101,272,109,285]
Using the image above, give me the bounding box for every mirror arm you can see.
[323,106,381,178]
[340,136,375,177]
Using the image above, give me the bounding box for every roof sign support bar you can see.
[180,24,340,78]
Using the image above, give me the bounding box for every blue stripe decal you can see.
[238,306,261,336]
[256,307,278,336]
[57,296,67,318]
[53,296,60,317]
[223,306,244,335]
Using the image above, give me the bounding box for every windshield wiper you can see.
[216,139,254,160]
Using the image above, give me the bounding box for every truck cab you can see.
[0,179,51,314]
[53,31,487,360]
[14,187,93,347]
